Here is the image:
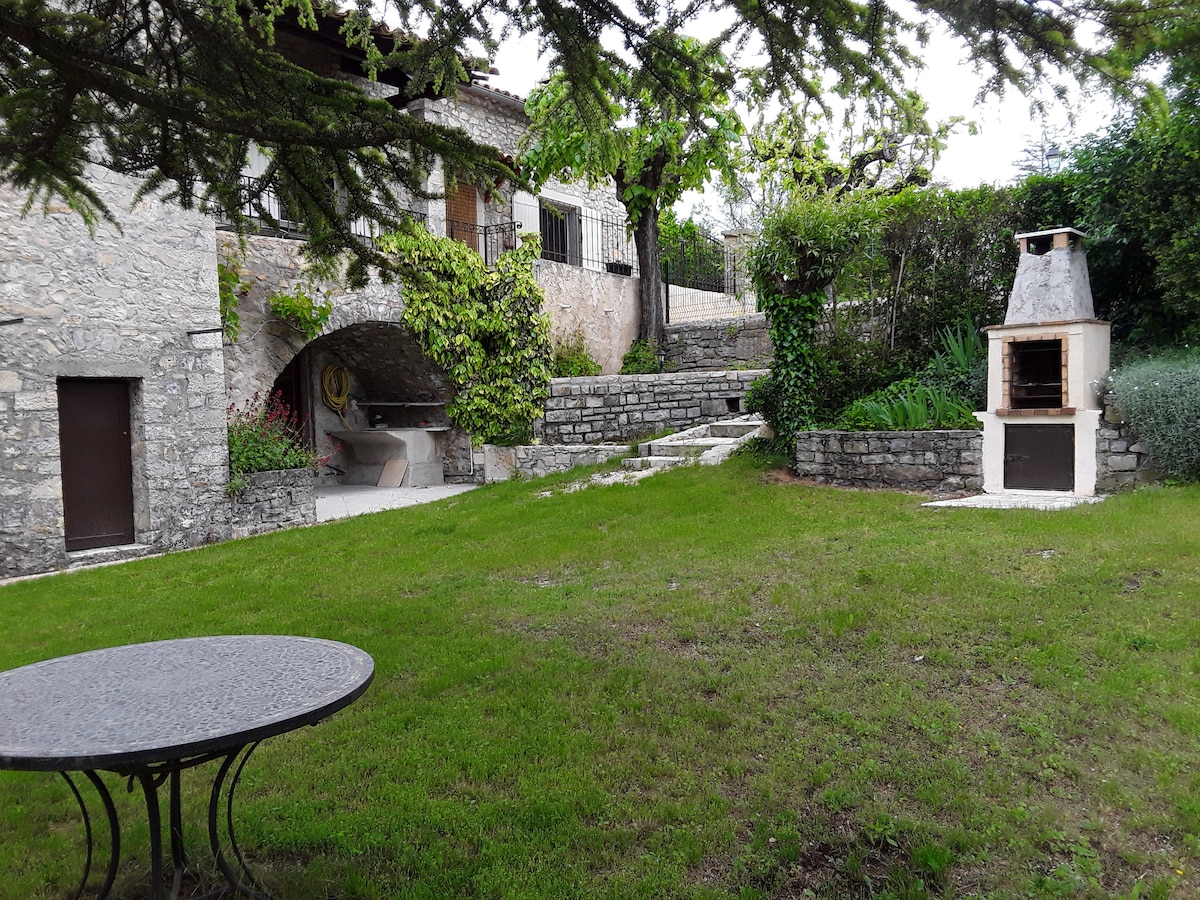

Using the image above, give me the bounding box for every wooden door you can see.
[58,379,135,551]
[445,180,479,251]
[1004,424,1074,491]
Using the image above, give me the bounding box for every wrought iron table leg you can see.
[169,770,185,897]
[60,770,120,900]
[209,742,267,898]
[135,770,167,900]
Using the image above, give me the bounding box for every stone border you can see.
[230,469,316,538]
[536,370,767,444]
[1096,392,1159,490]
[794,430,983,494]
[477,444,629,482]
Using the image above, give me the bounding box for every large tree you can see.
[1,0,1194,282]
[521,35,743,343]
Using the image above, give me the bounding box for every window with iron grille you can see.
[539,200,581,266]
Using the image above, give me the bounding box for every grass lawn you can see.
[1,456,1198,899]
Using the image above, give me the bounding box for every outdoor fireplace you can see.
[976,228,1110,495]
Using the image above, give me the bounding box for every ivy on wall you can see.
[748,194,886,442]
[217,262,249,342]
[376,222,553,445]
[267,285,333,341]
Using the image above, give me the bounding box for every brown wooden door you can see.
[58,379,135,551]
[1004,424,1074,491]
[445,180,479,251]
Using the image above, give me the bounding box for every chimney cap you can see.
[1014,227,1087,242]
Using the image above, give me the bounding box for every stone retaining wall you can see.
[476,444,629,482]
[230,469,316,538]
[536,370,767,444]
[662,314,771,371]
[1096,393,1159,491]
[794,430,984,494]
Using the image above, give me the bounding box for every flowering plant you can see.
[227,391,327,494]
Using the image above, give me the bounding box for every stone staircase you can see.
[622,415,767,472]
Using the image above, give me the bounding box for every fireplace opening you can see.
[1009,339,1064,409]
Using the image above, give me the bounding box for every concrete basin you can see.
[328,428,450,487]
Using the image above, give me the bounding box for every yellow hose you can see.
[321,364,351,429]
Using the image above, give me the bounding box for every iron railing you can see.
[445,219,522,266]
[214,176,426,243]
[538,207,639,276]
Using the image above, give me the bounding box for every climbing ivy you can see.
[748,194,887,442]
[267,285,333,341]
[376,222,553,446]
[217,262,249,343]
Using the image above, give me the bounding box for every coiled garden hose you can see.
[322,364,351,429]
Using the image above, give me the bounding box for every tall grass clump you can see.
[834,319,985,431]
[1109,349,1200,480]
[551,330,602,377]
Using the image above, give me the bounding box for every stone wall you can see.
[476,443,629,482]
[219,233,407,409]
[408,87,626,234]
[794,431,984,494]
[230,469,316,538]
[663,314,772,371]
[536,371,766,444]
[0,168,232,579]
[1096,392,1159,491]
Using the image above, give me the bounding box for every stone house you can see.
[0,13,641,580]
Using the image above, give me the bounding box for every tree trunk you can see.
[632,208,664,345]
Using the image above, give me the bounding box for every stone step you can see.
[622,455,689,470]
[707,422,761,439]
[644,437,732,458]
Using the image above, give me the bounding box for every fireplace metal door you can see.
[1004,424,1074,491]
[58,379,136,551]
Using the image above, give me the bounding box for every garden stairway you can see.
[622,415,767,471]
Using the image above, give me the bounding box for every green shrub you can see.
[375,222,552,446]
[840,384,977,431]
[744,373,783,424]
[750,192,887,440]
[227,391,326,494]
[811,319,921,423]
[552,331,602,377]
[1108,349,1200,480]
[921,319,987,411]
[620,340,661,374]
[267,285,333,340]
[829,318,985,430]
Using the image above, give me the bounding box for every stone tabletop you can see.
[0,636,374,772]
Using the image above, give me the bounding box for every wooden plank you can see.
[378,458,408,488]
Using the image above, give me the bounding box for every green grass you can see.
[2,457,1199,899]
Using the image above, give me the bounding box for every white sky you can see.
[486,23,1122,219]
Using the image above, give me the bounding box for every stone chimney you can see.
[1005,228,1094,324]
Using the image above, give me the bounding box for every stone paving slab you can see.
[923,492,1106,511]
[314,484,476,522]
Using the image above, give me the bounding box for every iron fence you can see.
[661,232,754,323]
[214,176,426,243]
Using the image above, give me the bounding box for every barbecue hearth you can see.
[975,228,1110,495]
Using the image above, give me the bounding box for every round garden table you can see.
[0,635,374,899]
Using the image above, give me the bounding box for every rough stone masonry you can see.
[535,371,766,444]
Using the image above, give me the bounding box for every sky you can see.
[485,22,1122,223]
